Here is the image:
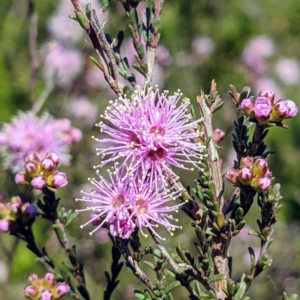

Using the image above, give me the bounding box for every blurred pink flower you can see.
[68,96,99,126]
[48,0,103,45]
[254,77,283,100]
[235,225,253,242]
[0,112,81,171]
[192,36,215,57]
[242,35,274,74]
[42,42,83,87]
[275,58,300,85]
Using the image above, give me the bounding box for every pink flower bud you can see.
[213,128,225,144]
[0,219,11,232]
[42,273,56,289]
[285,100,298,119]
[69,127,83,143]
[47,172,68,188]
[15,172,28,185]
[240,98,255,117]
[11,203,21,215]
[24,286,40,299]
[240,156,254,168]
[25,162,39,176]
[238,167,253,184]
[225,168,240,184]
[41,290,54,300]
[25,153,41,164]
[31,176,47,190]
[271,100,289,122]
[29,274,41,287]
[55,282,70,297]
[253,97,272,123]
[46,153,60,167]
[41,159,55,173]
[251,176,272,192]
[259,90,275,103]
[252,158,269,177]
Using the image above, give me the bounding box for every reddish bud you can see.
[24,286,40,299]
[252,158,269,177]
[240,156,254,168]
[240,98,255,117]
[225,168,240,184]
[25,162,39,176]
[40,290,54,300]
[25,153,41,164]
[238,167,253,184]
[213,128,225,144]
[259,90,275,103]
[46,153,60,167]
[31,176,47,190]
[47,172,68,188]
[41,159,55,173]
[15,172,28,185]
[42,273,56,289]
[251,176,272,192]
[55,282,70,298]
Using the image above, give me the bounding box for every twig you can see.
[27,0,39,104]
[116,238,156,293]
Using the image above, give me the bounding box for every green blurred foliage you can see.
[0,0,300,299]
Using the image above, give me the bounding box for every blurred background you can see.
[0,0,300,299]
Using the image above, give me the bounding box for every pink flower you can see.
[55,282,70,297]
[40,290,54,300]
[192,36,215,57]
[243,247,260,266]
[285,100,298,118]
[94,88,205,189]
[253,97,272,122]
[259,90,275,103]
[238,168,253,184]
[0,112,81,172]
[275,58,300,86]
[24,286,40,299]
[0,219,11,233]
[47,172,68,188]
[252,158,269,177]
[31,176,47,190]
[240,157,254,169]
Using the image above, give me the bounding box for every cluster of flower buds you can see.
[240,90,298,124]
[24,273,70,300]
[226,157,272,192]
[0,196,37,232]
[15,153,68,190]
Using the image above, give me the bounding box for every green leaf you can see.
[234,282,246,300]
[207,274,226,284]
[165,281,181,294]
[144,261,155,269]
[134,290,145,300]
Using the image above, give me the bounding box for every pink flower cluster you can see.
[0,111,82,172]
[78,88,205,239]
[15,153,68,190]
[0,196,37,233]
[24,273,70,300]
[226,157,272,192]
[240,90,298,124]
[77,167,182,240]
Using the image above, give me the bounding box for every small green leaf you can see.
[165,281,181,294]
[234,282,246,300]
[134,290,145,300]
[207,274,226,284]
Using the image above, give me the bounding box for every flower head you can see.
[94,88,205,188]
[0,111,81,172]
[76,166,182,240]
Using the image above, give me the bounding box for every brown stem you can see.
[197,92,228,299]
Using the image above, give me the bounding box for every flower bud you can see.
[24,286,40,299]
[47,172,68,188]
[240,156,254,168]
[285,100,298,119]
[41,290,54,300]
[253,97,272,123]
[225,168,239,184]
[42,273,56,289]
[31,176,47,190]
[46,153,60,167]
[25,162,39,177]
[238,167,253,185]
[213,128,225,144]
[24,204,38,219]
[271,100,289,122]
[11,202,22,216]
[252,158,269,177]
[240,98,255,117]
[41,159,55,174]
[25,153,41,164]
[0,219,11,232]
[15,172,28,185]
[53,282,70,298]
[259,90,275,103]
[29,274,41,287]
[251,176,272,192]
